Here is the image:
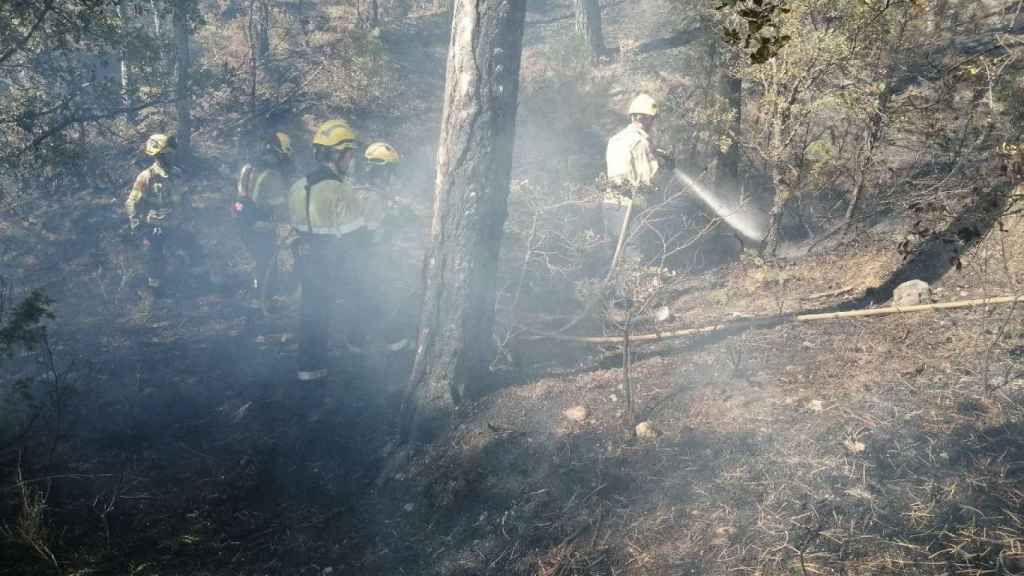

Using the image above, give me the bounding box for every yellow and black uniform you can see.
[126,158,186,289]
[287,165,368,381]
[235,134,293,301]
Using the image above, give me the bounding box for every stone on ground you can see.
[893,279,931,306]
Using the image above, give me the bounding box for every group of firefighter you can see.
[123,93,671,385]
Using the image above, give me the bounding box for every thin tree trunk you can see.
[116,0,136,122]
[151,0,162,36]
[173,0,192,161]
[255,0,271,62]
[718,74,742,189]
[401,0,527,443]
[762,110,788,255]
[574,0,606,60]
[845,81,893,221]
[367,0,380,28]
[707,29,742,191]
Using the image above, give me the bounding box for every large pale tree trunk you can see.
[173,0,192,160]
[574,0,606,60]
[401,0,527,442]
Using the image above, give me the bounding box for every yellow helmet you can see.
[145,133,175,156]
[364,142,400,165]
[272,132,293,157]
[313,119,360,151]
[628,94,658,117]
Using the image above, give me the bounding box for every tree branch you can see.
[0,0,56,67]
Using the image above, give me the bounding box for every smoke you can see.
[673,169,767,242]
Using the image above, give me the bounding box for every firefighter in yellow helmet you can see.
[350,142,412,366]
[125,133,187,294]
[286,119,367,383]
[235,131,295,309]
[603,94,675,257]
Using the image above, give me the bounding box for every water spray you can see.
[673,169,766,242]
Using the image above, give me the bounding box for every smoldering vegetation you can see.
[3,0,1024,575]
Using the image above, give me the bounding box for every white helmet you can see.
[628,94,658,117]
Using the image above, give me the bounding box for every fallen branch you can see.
[527,294,1024,345]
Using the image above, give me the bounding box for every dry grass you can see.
[3,460,59,572]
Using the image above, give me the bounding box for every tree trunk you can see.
[845,81,893,221]
[116,0,136,122]
[574,0,606,60]
[173,0,192,161]
[151,0,162,36]
[401,0,527,442]
[367,0,380,28]
[711,38,741,191]
[255,0,271,62]
[718,74,742,187]
[761,110,788,256]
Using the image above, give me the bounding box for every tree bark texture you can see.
[367,0,380,28]
[574,0,606,59]
[761,110,788,256]
[254,0,271,62]
[173,0,192,160]
[116,0,136,123]
[401,0,527,442]
[705,28,742,191]
[717,74,742,189]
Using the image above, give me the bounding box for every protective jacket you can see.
[287,167,368,237]
[237,164,288,229]
[605,122,660,205]
[126,162,185,227]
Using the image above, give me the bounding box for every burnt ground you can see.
[4,169,1024,576]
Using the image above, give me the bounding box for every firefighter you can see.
[286,119,367,383]
[126,133,188,295]
[603,93,675,247]
[362,142,400,193]
[352,142,411,366]
[235,131,295,309]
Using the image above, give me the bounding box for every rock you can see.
[654,306,673,323]
[711,526,736,545]
[893,279,931,306]
[807,399,824,412]
[563,406,588,423]
[635,421,659,439]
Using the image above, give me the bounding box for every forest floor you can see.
[5,2,1024,576]
[4,166,1024,576]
